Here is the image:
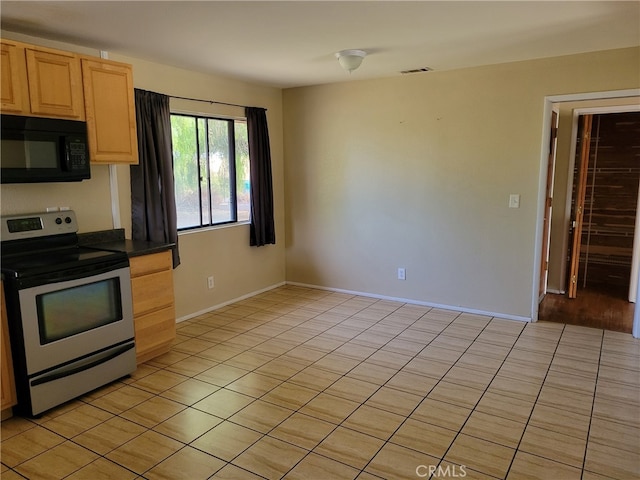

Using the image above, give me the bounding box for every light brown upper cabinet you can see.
[0,40,85,119]
[1,40,29,114]
[1,39,139,165]
[25,46,85,120]
[81,58,138,164]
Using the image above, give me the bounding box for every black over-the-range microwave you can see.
[1,114,91,184]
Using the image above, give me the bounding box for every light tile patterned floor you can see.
[1,285,639,479]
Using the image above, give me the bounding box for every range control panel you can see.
[1,210,77,240]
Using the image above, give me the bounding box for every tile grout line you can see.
[427,317,536,479]
[182,289,364,476]
[579,327,604,480]
[296,307,465,477]
[500,322,566,479]
[183,292,420,477]
[146,287,359,478]
[356,313,523,478]
[254,298,446,478]
[237,298,465,476]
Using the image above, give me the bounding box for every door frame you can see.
[539,108,559,301]
[532,89,640,339]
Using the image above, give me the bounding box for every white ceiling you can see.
[1,1,639,89]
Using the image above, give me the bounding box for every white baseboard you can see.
[176,281,286,323]
[177,280,532,324]
[286,281,531,323]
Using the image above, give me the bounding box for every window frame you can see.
[171,112,249,232]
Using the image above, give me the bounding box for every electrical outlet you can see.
[397,268,406,280]
[207,276,215,289]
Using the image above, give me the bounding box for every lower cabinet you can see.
[1,283,17,415]
[130,250,176,364]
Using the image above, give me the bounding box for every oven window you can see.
[36,278,123,344]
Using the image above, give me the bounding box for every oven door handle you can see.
[30,342,135,387]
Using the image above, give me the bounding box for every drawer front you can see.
[130,250,172,278]
[134,306,175,357]
[131,269,174,317]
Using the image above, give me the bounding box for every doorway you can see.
[539,109,640,333]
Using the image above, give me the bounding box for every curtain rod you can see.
[169,94,265,111]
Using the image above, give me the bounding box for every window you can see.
[171,114,250,230]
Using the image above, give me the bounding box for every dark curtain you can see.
[246,107,276,246]
[131,88,180,268]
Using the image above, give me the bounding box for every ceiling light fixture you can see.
[335,49,367,73]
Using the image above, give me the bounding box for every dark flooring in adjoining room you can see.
[538,285,634,334]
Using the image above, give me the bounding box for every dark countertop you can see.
[78,229,174,258]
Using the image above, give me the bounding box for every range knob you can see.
[65,216,72,224]
[55,217,62,225]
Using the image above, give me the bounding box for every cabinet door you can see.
[0,40,29,114]
[25,47,85,119]
[1,285,17,412]
[82,58,139,164]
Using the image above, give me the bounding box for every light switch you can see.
[509,194,520,209]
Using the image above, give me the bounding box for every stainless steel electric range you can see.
[1,210,136,416]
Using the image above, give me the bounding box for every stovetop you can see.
[1,246,128,279]
[1,210,129,279]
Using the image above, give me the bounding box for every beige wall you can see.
[1,32,285,320]
[283,47,640,320]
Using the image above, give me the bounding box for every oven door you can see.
[17,265,134,376]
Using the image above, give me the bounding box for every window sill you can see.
[177,221,250,237]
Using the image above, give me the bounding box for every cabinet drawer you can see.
[130,250,172,278]
[131,269,174,317]
[134,306,175,357]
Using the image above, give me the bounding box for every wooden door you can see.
[568,114,593,298]
[539,110,558,300]
[25,47,85,119]
[81,58,138,164]
[0,40,29,114]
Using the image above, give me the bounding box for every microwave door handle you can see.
[61,140,71,171]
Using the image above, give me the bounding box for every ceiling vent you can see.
[400,67,432,75]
